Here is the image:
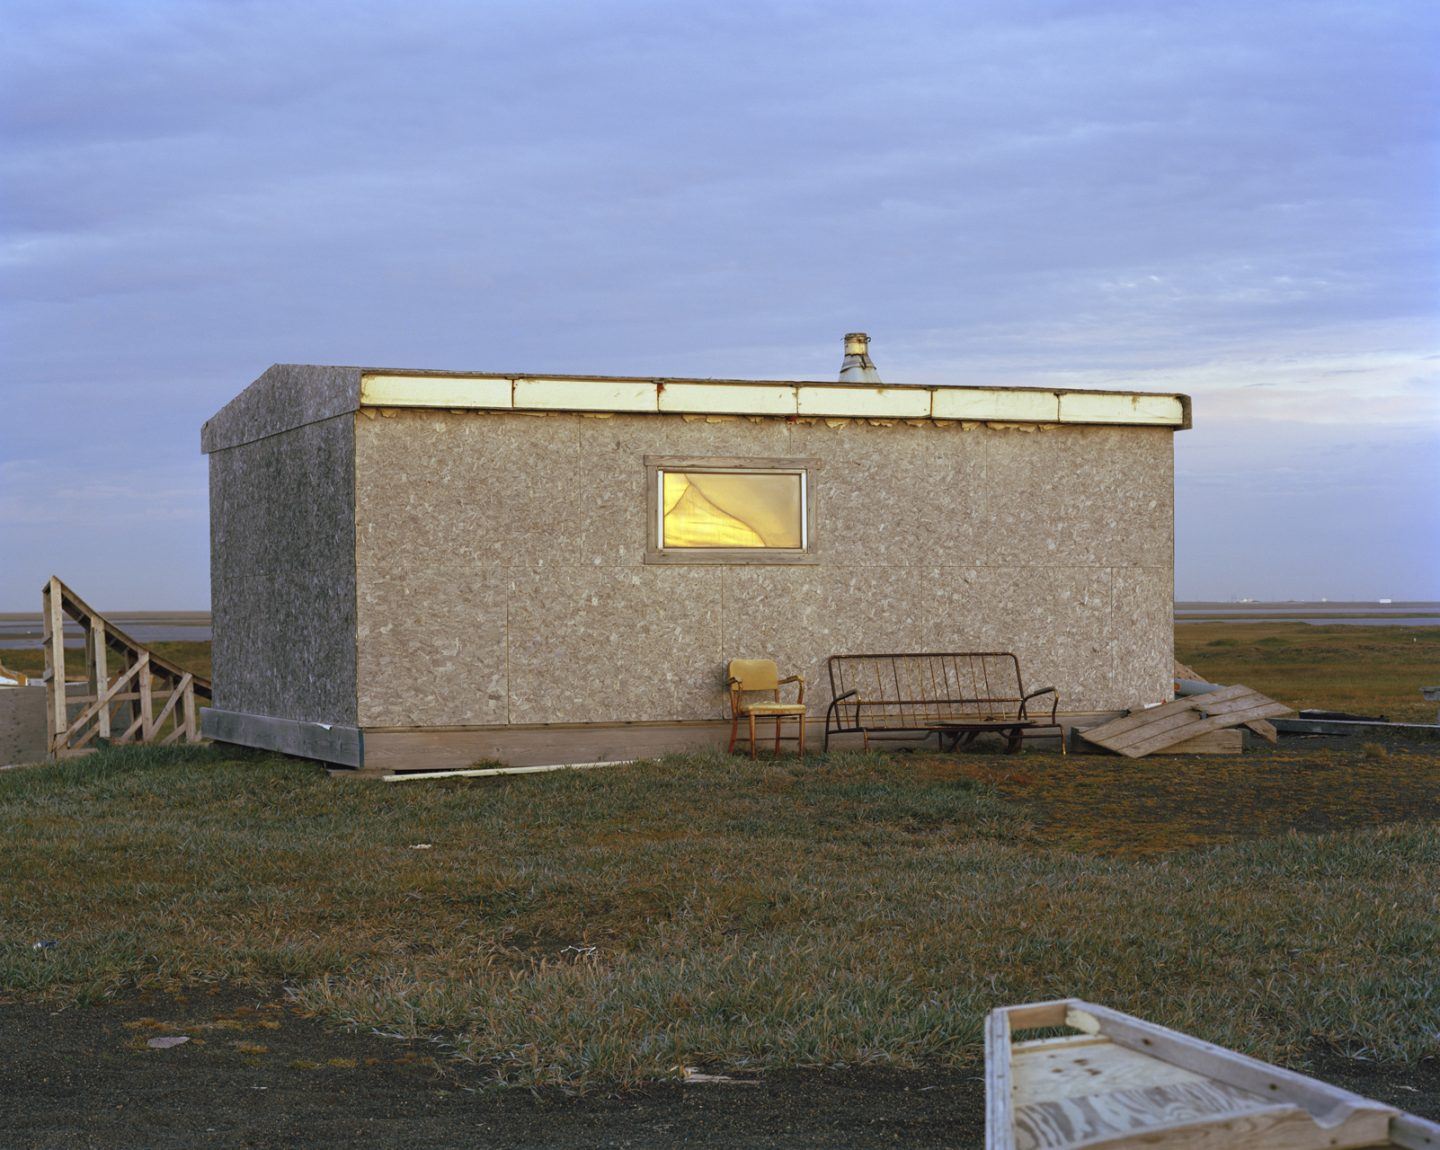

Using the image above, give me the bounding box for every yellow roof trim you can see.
[357,372,1189,428]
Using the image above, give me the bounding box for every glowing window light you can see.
[659,471,805,549]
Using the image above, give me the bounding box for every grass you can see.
[2,741,1436,1089]
[1,640,212,683]
[1176,622,1440,722]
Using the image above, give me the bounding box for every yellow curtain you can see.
[662,472,802,548]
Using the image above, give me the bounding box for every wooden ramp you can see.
[1079,684,1291,758]
[41,576,211,759]
[987,999,1439,1150]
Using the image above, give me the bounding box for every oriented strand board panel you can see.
[1111,567,1176,708]
[346,409,1179,731]
[354,409,584,570]
[985,426,1174,568]
[209,413,358,725]
[787,419,986,567]
[202,364,360,452]
[506,565,724,724]
[356,567,509,728]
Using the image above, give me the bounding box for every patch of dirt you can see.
[1303,1049,1440,1120]
[0,986,985,1149]
[4,987,1436,1147]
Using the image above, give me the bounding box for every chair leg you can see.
[798,713,806,756]
[748,713,757,760]
[728,713,738,754]
[774,717,782,754]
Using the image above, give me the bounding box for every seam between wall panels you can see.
[1109,565,1117,705]
[1168,433,1177,697]
[352,411,362,743]
[506,579,512,726]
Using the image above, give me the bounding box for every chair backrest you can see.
[728,658,780,692]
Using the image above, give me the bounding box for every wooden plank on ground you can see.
[1244,718,1278,743]
[1080,686,1290,758]
[1074,728,1242,756]
[1120,700,1290,759]
[1085,684,1248,742]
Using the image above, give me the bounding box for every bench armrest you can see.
[1019,686,1059,723]
[825,689,859,727]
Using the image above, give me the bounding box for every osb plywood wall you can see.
[353,410,1174,727]
[210,414,359,724]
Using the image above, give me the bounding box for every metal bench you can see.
[823,652,1063,754]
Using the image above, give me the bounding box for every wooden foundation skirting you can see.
[360,712,1118,774]
[207,710,1126,773]
[201,708,364,768]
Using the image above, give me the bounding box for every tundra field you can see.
[1,623,1437,1148]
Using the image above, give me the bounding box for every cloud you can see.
[1,0,1437,606]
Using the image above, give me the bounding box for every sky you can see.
[1,0,1437,610]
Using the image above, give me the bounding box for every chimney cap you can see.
[839,331,882,384]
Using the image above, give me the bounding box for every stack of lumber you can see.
[986,999,1440,1150]
[1077,682,1291,758]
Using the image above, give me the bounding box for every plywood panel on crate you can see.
[986,999,1411,1150]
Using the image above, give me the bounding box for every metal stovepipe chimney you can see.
[838,332,882,384]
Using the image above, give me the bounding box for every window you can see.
[644,456,818,564]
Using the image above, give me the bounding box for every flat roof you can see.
[203,364,1191,453]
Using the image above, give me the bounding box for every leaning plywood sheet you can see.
[1174,663,1281,743]
[1080,684,1291,758]
[986,999,1440,1150]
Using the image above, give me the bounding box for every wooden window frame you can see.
[643,455,820,565]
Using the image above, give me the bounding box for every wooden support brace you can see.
[137,653,154,741]
[38,575,214,759]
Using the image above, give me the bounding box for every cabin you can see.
[200,336,1190,772]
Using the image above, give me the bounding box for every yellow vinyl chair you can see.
[727,659,807,759]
